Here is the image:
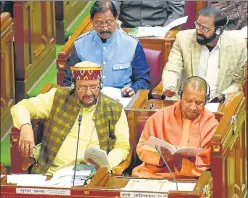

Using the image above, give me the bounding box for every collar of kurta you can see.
[80,101,98,113]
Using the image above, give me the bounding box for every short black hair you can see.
[199,6,228,27]
[90,1,118,19]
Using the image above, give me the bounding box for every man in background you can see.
[64,1,150,97]
[162,6,247,102]
[113,1,184,28]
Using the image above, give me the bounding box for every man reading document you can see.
[132,76,219,178]
[11,61,130,175]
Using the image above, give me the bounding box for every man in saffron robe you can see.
[132,76,219,178]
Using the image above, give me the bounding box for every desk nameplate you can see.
[121,191,167,198]
[16,187,70,196]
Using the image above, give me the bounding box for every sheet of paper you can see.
[52,165,92,179]
[84,148,111,171]
[205,103,219,112]
[163,182,196,191]
[7,174,47,186]
[136,16,188,37]
[44,165,93,188]
[101,87,133,108]
[176,147,206,156]
[145,136,177,155]
[45,175,86,188]
[160,16,188,36]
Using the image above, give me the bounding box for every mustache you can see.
[100,31,111,35]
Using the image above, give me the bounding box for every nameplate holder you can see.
[16,188,70,196]
[120,191,167,198]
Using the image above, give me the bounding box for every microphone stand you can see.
[73,114,82,186]
[155,146,178,191]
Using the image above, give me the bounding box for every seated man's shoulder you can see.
[119,30,139,43]
[177,29,196,38]
[75,30,94,43]
[222,31,247,46]
[55,87,72,96]
[174,29,196,46]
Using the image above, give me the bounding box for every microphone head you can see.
[78,114,82,122]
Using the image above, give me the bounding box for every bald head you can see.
[182,77,208,96]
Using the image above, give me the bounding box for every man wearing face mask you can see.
[64,1,150,97]
[162,6,247,102]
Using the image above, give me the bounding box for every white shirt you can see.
[197,40,220,100]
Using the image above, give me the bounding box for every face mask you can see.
[196,32,217,45]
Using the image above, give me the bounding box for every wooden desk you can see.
[0,167,212,198]
[8,87,247,197]
[125,90,247,198]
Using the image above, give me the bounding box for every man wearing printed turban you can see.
[11,61,130,176]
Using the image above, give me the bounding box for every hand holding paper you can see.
[84,147,111,172]
[146,136,206,157]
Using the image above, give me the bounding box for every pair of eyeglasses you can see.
[77,86,100,92]
[194,21,213,33]
[93,20,115,28]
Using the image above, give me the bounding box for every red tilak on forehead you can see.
[72,70,101,80]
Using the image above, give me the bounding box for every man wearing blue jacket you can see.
[64,1,150,97]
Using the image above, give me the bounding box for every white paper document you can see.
[7,165,95,188]
[101,87,133,107]
[45,164,94,188]
[205,103,219,112]
[134,16,188,37]
[146,136,206,156]
[7,174,47,186]
[84,147,111,172]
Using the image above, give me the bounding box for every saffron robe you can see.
[132,101,219,178]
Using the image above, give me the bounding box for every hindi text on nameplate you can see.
[16,188,71,195]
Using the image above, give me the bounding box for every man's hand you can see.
[163,87,177,97]
[121,87,135,97]
[87,159,100,170]
[18,124,35,157]
[160,147,174,163]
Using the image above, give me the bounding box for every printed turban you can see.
[70,61,102,80]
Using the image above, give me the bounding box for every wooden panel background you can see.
[55,1,88,44]
[14,1,56,102]
[0,12,15,139]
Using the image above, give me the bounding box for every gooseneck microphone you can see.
[155,146,178,191]
[73,114,82,186]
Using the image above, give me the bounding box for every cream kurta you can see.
[132,101,219,178]
[11,88,130,175]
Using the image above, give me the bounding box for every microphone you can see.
[155,146,178,191]
[73,114,82,186]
